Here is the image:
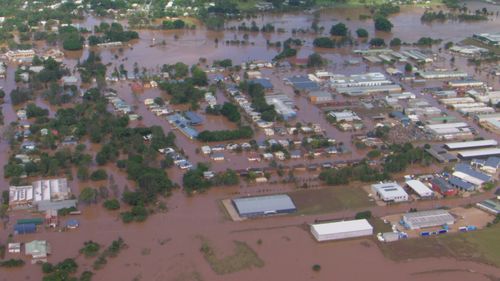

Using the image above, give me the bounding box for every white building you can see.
[328,110,361,122]
[372,182,409,202]
[310,219,373,242]
[405,180,434,198]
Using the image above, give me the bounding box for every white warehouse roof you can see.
[405,180,434,197]
[311,219,373,241]
[372,182,409,202]
[445,139,498,150]
[458,148,500,159]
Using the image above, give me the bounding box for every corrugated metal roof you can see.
[445,139,498,150]
[233,194,296,216]
[311,219,373,235]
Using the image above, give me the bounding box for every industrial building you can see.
[9,178,73,211]
[308,91,333,104]
[328,110,361,122]
[452,163,492,186]
[284,75,320,91]
[310,219,373,242]
[444,140,498,150]
[232,194,296,218]
[265,94,296,120]
[425,122,474,140]
[371,182,409,202]
[477,199,500,214]
[457,148,500,159]
[401,209,455,230]
[405,180,434,198]
[336,84,402,96]
[419,70,468,79]
[473,33,500,46]
[430,177,458,196]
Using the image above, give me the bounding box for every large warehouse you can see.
[401,210,455,230]
[444,139,498,150]
[232,194,296,218]
[310,219,373,242]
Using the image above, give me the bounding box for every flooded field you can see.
[1,1,500,280]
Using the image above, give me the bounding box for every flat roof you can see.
[372,182,408,198]
[425,122,469,130]
[232,194,296,216]
[311,219,373,235]
[457,148,500,158]
[445,140,498,150]
[405,180,434,197]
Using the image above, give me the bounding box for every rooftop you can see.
[311,219,373,235]
[232,194,296,216]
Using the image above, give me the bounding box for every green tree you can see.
[103,199,120,210]
[307,53,325,67]
[330,22,348,36]
[389,37,401,47]
[374,16,393,32]
[356,28,369,38]
[79,187,98,204]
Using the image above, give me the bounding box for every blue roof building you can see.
[448,176,475,191]
[250,78,274,90]
[285,75,320,91]
[185,111,203,126]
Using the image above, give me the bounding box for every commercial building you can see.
[473,156,500,174]
[330,72,392,88]
[419,70,468,79]
[284,75,320,91]
[184,111,203,126]
[431,177,458,196]
[310,219,373,242]
[249,78,273,90]
[328,110,361,122]
[25,240,51,263]
[425,122,474,140]
[452,163,492,186]
[401,210,455,230]
[232,194,296,218]
[9,178,73,210]
[336,84,402,96]
[444,140,498,150]
[475,113,500,134]
[265,94,296,120]
[166,113,199,139]
[405,180,434,198]
[308,91,333,104]
[477,199,500,214]
[371,182,409,202]
[473,33,500,46]
[449,45,488,56]
[457,148,500,159]
[5,49,36,62]
[448,79,484,88]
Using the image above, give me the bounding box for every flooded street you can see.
[1,1,500,280]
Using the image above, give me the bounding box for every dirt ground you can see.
[381,207,494,238]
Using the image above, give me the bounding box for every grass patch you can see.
[199,237,264,275]
[378,224,500,266]
[289,186,374,215]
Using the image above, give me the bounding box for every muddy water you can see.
[2,2,500,280]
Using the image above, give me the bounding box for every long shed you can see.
[310,219,373,242]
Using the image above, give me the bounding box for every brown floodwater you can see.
[2,2,500,280]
